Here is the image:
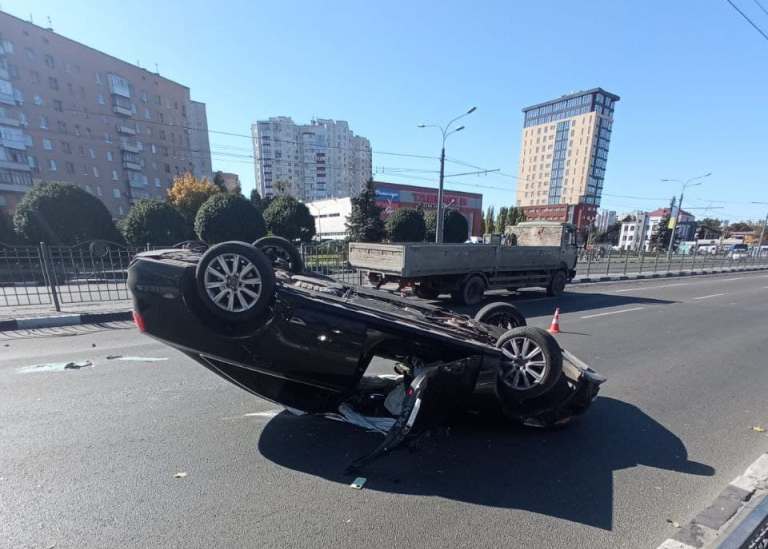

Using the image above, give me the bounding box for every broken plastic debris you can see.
[752,426,766,433]
[106,355,122,360]
[350,477,366,489]
[666,519,681,528]
[18,360,93,373]
[324,403,396,434]
[173,472,187,479]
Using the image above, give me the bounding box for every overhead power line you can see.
[753,0,768,16]
[724,0,768,41]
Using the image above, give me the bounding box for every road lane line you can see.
[614,283,689,293]
[580,307,645,319]
[719,277,743,282]
[693,293,726,300]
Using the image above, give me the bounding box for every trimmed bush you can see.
[194,193,266,244]
[386,208,426,242]
[14,182,122,244]
[262,195,316,242]
[424,209,437,242]
[0,211,18,244]
[444,209,470,243]
[121,199,188,246]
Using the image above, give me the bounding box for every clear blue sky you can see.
[9,0,768,222]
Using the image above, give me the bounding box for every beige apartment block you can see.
[516,88,619,210]
[0,10,211,216]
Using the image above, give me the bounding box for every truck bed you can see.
[348,242,563,278]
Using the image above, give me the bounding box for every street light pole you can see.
[419,106,476,243]
[661,172,712,259]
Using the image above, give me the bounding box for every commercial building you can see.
[515,88,619,230]
[0,10,211,216]
[595,209,617,232]
[306,181,483,240]
[522,203,597,233]
[251,117,371,202]
[646,207,695,246]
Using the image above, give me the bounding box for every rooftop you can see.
[522,87,621,113]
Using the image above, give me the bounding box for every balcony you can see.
[112,104,133,117]
[0,113,20,127]
[116,123,137,135]
[127,174,148,188]
[0,159,31,172]
[123,159,143,171]
[119,139,142,153]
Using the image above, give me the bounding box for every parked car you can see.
[127,237,604,470]
[728,244,750,260]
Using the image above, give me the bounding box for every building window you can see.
[44,54,55,69]
[65,161,75,174]
[113,188,120,198]
[106,151,113,161]
[48,159,57,171]
[33,95,43,106]
[118,206,124,215]
[48,77,59,91]
[88,148,95,159]
[97,186,103,196]
[105,133,112,144]
[97,94,105,105]
[95,72,102,85]
[57,121,67,133]
[42,138,53,150]
[154,177,160,187]
[112,170,118,181]
[92,167,99,177]
[39,116,48,129]
[61,142,71,154]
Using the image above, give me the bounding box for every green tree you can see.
[728,221,755,233]
[444,210,469,243]
[346,179,385,242]
[194,193,266,244]
[0,211,18,244]
[424,209,437,242]
[121,199,188,245]
[478,215,486,235]
[496,206,508,234]
[262,195,316,242]
[649,215,673,251]
[386,207,426,242]
[485,206,495,234]
[212,171,227,192]
[594,221,622,245]
[695,218,723,239]
[507,206,526,226]
[249,188,263,211]
[14,182,122,244]
[166,172,221,227]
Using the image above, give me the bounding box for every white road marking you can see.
[222,409,282,420]
[581,307,645,319]
[693,293,726,300]
[719,277,743,282]
[614,283,689,293]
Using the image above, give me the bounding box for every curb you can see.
[572,265,768,285]
[656,454,768,548]
[0,310,132,331]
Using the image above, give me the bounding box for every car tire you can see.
[452,275,486,306]
[495,326,563,401]
[253,236,304,274]
[474,302,526,330]
[195,241,275,323]
[546,269,567,297]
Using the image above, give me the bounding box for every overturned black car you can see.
[128,237,605,470]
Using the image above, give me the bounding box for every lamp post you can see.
[418,106,476,243]
[661,172,712,258]
[751,202,768,258]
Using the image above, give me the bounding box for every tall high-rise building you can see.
[251,117,371,201]
[516,88,619,229]
[0,10,211,216]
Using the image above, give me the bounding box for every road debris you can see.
[173,472,187,479]
[752,426,766,433]
[666,518,681,528]
[350,477,367,490]
[111,356,167,362]
[18,360,93,373]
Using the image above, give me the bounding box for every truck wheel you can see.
[253,236,304,274]
[196,241,275,322]
[546,270,567,297]
[415,286,439,300]
[474,302,526,329]
[495,326,562,399]
[452,275,486,306]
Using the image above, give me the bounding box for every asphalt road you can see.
[2,271,768,548]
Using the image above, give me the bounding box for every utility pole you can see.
[662,172,712,259]
[418,106,476,243]
[665,196,677,258]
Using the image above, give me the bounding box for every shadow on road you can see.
[258,397,713,531]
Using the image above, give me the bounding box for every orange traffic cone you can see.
[548,308,561,334]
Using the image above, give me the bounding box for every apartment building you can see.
[619,207,696,251]
[252,117,371,202]
[595,209,617,232]
[0,10,211,216]
[515,88,619,230]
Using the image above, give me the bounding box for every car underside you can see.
[128,238,605,470]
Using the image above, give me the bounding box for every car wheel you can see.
[495,326,562,400]
[474,302,526,329]
[452,275,486,306]
[195,241,275,322]
[253,236,304,274]
[546,270,567,297]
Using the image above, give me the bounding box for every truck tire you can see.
[452,275,486,306]
[195,241,275,323]
[474,302,526,330]
[415,286,440,300]
[495,326,563,400]
[253,236,304,274]
[546,270,567,297]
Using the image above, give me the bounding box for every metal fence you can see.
[1,240,766,311]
